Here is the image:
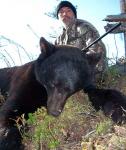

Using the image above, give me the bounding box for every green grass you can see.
[21,71,126,149]
[95,119,112,135]
[22,94,94,149]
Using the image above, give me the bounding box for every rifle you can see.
[82,22,121,52]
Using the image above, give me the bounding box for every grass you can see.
[22,93,96,149]
[95,119,113,135]
[20,67,126,149]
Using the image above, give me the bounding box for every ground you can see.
[1,68,126,150]
[21,70,126,150]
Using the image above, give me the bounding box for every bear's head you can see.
[35,37,101,117]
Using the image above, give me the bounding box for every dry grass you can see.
[13,70,126,149]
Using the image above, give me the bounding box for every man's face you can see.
[58,7,75,27]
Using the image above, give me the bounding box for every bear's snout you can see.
[48,109,62,117]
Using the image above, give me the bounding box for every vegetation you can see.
[0,61,125,149]
[11,66,124,150]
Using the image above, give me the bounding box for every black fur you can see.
[0,37,125,149]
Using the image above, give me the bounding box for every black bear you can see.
[0,37,125,149]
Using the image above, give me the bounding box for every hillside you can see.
[21,68,126,150]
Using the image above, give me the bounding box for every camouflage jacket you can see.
[55,19,107,74]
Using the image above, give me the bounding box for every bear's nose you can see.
[48,109,62,117]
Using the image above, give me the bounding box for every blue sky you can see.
[76,0,120,35]
[0,0,124,66]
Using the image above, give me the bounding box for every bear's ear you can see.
[85,51,102,66]
[40,37,55,56]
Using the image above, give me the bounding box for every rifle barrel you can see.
[82,22,121,51]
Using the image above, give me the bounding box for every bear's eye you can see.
[64,86,70,92]
[51,83,55,88]
[55,82,62,87]
[51,82,61,88]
